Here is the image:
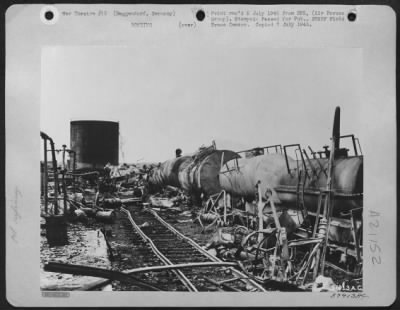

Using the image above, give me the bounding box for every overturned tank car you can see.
[148,145,240,200]
[220,149,363,216]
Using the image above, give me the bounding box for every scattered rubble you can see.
[41,113,363,292]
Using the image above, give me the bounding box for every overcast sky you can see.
[41,46,361,163]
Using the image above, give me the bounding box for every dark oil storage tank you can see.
[70,120,119,170]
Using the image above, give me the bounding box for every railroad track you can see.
[120,204,266,292]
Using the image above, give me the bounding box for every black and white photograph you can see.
[5,4,396,307]
[39,46,363,293]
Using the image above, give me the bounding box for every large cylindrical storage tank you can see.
[70,120,119,170]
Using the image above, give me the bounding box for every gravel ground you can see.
[40,219,112,290]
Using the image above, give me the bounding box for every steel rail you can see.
[124,261,239,274]
[120,207,198,292]
[146,207,267,292]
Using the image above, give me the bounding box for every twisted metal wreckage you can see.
[40,106,362,291]
[148,107,363,290]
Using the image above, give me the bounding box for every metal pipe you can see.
[63,149,77,192]
[237,144,282,155]
[257,182,264,243]
[124,261,239,274]
[66,171,100,177]
[355,138,363,155]
[324,261,362,277]
[284,144,307,175]
[298,147,307,176]
[313,193,323,238]
[223,190,227,224]
[62,144,66,170]
[320,107,339,274]
[40,132,59,214]
[44,262,163,291]
[308,146,316,159]
[43,138,48,214]
[302,149,317,176]
[300,242,321,285]
[350,209,362,262]
[283,145,291,174]
[70,150,77,193]
[312,248,321,281]
[62,172,67,215]
[351,135,358,156]
[49,138,59,214]
[268,189,281,230]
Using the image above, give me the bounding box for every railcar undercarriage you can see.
[197,187,362,291]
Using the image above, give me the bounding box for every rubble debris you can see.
[149,196,174,208]
[138,222,150,228]
[102,198,122,209]
[311,275,337,292]
[74,209,88,222]
[40,107,363,292]
[96,210,116,223]
[80,207,97,217]
[204,229,235,250]
[120,197,142,204]
[206,248,217,256]
[177,219,192,223]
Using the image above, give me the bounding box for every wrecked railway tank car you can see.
[153,156,193,188]
[219,153,292,203]
[149,147,239,198]
[144,107,363,290]
[219,152,363,216]
[179,149,240,196]
[197,107,363,288]
[276,156,363,215]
